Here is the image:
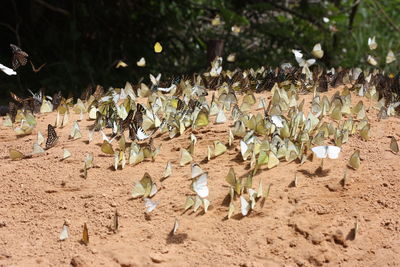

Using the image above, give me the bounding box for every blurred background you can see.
[0,0,399,103]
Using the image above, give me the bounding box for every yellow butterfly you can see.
[154,42,163,53]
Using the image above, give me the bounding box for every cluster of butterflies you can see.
[4,59,400,246]
[8,124,59,160]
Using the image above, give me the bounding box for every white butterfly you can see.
[63,149,71,159]
[144,198,157,213]
[210,57,223,77]
[191,163,204,179]
[311,145,341,159]
[100,130,116,143]
[157,84,176,93]
[240,196,250,216]
[171,218,179,235]
[368,36,377,50]
[150,73,161,86]
[292,49,315,67]
[312,43,324,59]
[215,109,227,124]
[162,161,172,179]
[137,57,146,67]
[240,140,249,158]
[32,142,45,155]
[192,172,209,198]
[59,223,69,241]
[367,55,378,66]
[37,131,45,146]
[270,115,284,128]
[386,50,396,64]
[135,126,149,141]
[0,63,16,75]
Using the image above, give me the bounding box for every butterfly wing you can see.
[45,124,59,149]
[193,172,209,198]
[59,224,69,241]
[82,223,89,245]
[191,163,204,179]
[135,126,149,141]
[240,196,250,216]
[10,44,28,70]
[144,198,157,213]
[311,146,328,159]
[327,145,341,159]
[271,115,284,128]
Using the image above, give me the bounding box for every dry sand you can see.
[1,88,400,267]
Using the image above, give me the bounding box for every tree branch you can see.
[348,0,359,30]
[259,0,325,31]
[370,0,400,32]
[33,0,70,16]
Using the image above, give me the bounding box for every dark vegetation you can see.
[0,0,399,103]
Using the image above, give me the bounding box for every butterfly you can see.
[30,61,46,73]
[154,42,162,53]
[144,198,158,213]
[311,145,341,159]
[136,103,146,115]
[59,221,69,241]
[93,85,104,100]
[240,196,251,216]
[188,99,202,112]
[176,98,185,111]
[10,44,28,70]
[132,125,149,141]
[170,218,179,236]
[112,210,119,232]
[8,102,17,123]
[45,124,59,149]
[133,109,143,127]
[52,91,62,110]
[82,223,89,245]
[192,172,209,198]
[120,110,134,132]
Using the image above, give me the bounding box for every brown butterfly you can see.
[10,92,27,104]
[176,98,185,111]
[188,99,202,112]
[8,102,17,123]
[10,44,28,70]
[81,223,89,245]
[52,91,62,110]
[93,85,104,100]
[45,124,58,149]
[133,109,143,127]
[30,60,46,73]
[112,210,119,232]
[121,109,134,132]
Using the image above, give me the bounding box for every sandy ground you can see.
[1,88,400,267]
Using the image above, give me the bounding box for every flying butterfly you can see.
[45,124,59,149]
[10,44,28,70]
[30,60,46,73]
